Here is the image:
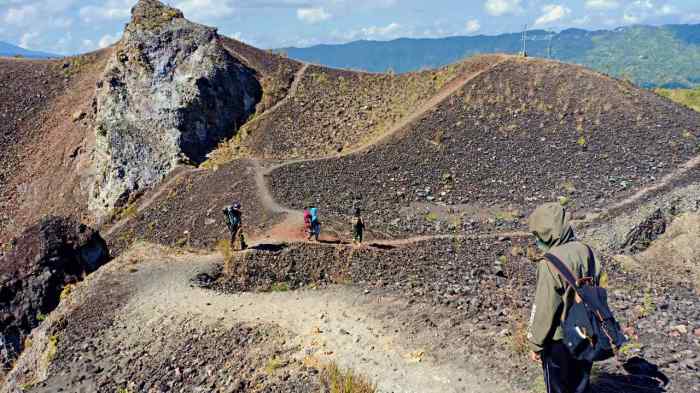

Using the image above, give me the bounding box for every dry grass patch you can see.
[320,361,376,393]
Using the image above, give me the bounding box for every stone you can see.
[89,0,262,217]
[671,324,688,334]
[71,110,86,122]
[0,217,109,370]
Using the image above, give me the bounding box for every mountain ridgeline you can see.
[282,24,700,89]
[0,41,58,59]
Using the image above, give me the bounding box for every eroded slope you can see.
[270,57,700,238]
[232,56,505,159]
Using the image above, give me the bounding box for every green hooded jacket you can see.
[526,203,602,353]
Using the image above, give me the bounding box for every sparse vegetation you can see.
[265,356,283,374]
[425,211,439,222]
[59,284,75,301]
[320,361,377,393]
[639,289,656,318]
[656,87,700,112]
[43,335,58,365]
[270,282,290,292]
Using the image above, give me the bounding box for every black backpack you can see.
[223,206,241,231]
[544,247,627,362]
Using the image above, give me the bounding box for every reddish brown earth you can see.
[0,51,109,245]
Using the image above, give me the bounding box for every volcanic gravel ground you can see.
[221,37,302,113]
[270,58,700,238]
[107,160,284,255]
[215,234,700,392]
[34,319,319,393]
[242,57,502,159]
[0,58,68,234]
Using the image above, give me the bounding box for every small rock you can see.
[671,324,688,335]
[72,111,86,122]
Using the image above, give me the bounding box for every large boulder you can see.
[90,0,261,217]
[0,217,109,370]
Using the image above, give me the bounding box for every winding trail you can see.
[115,248,518,393]
[103,63,310,241]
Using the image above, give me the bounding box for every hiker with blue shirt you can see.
[309,205,320,241]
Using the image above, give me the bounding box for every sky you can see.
[1,0,699,55]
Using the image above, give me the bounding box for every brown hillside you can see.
[269,57,700,238]
[0,36,304,244]
[0,52,109,244]
[105,160,284,254]
[214,55,504,160]
[221,37,302,113]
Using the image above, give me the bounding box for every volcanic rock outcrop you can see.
[90,0,261,217]
[0,217,109,371]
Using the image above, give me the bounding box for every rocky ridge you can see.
[90,0,262,217]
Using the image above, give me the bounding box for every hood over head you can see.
[528,202,575,250]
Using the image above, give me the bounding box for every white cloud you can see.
[534,4,571,26]
[176,0,235,20]
[484,0,522,16]
[3,5,38,26]
[623,0,653,24]
[584,0,619,11]
[296,7,331,23]
[19,32,39,49]
[465,19,481,34]
[657,4,678,16]
[682,13,700,23]
[79,6,130,22]
[343,22,403,41]
[98,33,120,49]
[572,16,591,25]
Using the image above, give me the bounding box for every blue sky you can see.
[1,0,699,54]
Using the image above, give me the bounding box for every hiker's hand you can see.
[530,351,541,363]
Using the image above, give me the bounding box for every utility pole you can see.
[521,24,528,57]
[547,33,554,58]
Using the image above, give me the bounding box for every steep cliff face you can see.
[90,0,261,217]
[0,217,109,372]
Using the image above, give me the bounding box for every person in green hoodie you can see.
[527,202,602,393]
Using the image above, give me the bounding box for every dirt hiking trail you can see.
[114,248,520,393]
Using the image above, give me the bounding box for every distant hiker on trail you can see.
[351,208,365,244]
[223,202,246,251]
[309,205,320,241]
[303,206,312,239]
[527,203,624,393]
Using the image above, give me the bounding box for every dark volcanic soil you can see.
[269,57,700,238]
[215,234,700,392]
[106,160,284,255]
[221,37,302,113]
[241,57,502,159]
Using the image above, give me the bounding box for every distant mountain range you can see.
[282,24,700,89]
[0,41,58,59]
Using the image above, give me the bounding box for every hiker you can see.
[303,206,312,239]
[309,205,320,241]
[223,202,246,251]
[351,207,365,244]
[527,202,601,393]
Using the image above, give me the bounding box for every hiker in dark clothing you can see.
[223,202,246,251]
[351,208,364,244]
[527,203,602,393]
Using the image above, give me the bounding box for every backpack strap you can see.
[585,246,597,286]
[543,253,584,299]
